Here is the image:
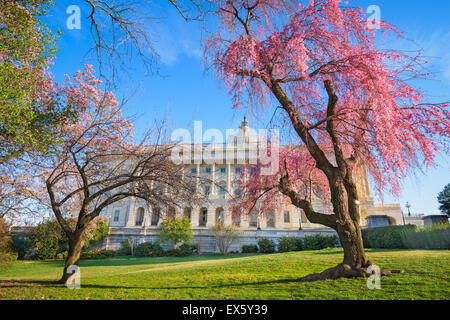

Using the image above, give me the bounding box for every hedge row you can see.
[401,222,450,250]
[79,242,199,260]
[80,249,117,260]
[133,242,198,257]
[362,225,416,249]
[242,235,339,254]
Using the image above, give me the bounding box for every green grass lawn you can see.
[0,249,449,300]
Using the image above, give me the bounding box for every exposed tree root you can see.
[297,261,405,282]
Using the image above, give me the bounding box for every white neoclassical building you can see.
[99,118,404,253]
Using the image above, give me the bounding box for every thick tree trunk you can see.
[336,220,366,268]
[298,215,404,282]
[57,231,86,284]
[266,77,405,282]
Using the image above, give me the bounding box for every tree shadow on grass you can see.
[78,254,257,268]
[0,279,61,288]
[0,277,301,290]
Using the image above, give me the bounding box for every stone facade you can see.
[98,118,404,253]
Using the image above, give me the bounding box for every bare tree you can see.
[82,0,211,82]
[210,222,241,254]
[34,66,200,283]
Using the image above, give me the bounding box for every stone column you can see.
[274,210,282,229]
[206,206,216,227]
[195,163,200,193]
[292,207,300,229]
[226,163,231,198]
[126,200,136,227]
[259,213,267,229]
[176,207,183,219]
[211,163,216,196]
[240,212,250,228]
[224,207,232,226]
[191,205,200,227]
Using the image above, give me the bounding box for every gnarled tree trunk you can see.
[58,230,86,285]
[272,79,404,281]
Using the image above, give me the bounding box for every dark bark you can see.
[268,77,404,281]
[57,229,86,284]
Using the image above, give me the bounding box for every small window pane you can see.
[113,210,120,222]
[284,211,290,223]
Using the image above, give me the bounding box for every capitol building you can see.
[99,118,404,253]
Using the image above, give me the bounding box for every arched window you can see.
[215,208,224,223]
[199,208,208,227]
[151,207,160,226]
[135,207,144,226]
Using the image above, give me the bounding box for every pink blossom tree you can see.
[39,66,197,284]
[205,0,449,280]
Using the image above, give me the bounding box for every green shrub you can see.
[11,236,34,260]
[292,237,304,251]
[0,219,15,273]
[278,237,298,252]
[210,222,241,254]
[159,217,193,249]
[257,237,275,253]
[56,251,68,260]
[118,239,131,255]
[177,243,198,256]
[161,243,198,257]
[80,249,117,260]
[362,225,416,249]
[118,238,139,256]
[303,234,338,250]
[29,217,110,260]
[135,242,153,257]
[30,219,64,259]
[400,222,450,249]
[241,244,258,253]
[84,218,110,249]
[135,242,164,257]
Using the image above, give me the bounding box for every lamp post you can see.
[405,202,412,217]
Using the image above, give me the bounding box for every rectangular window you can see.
[204,186,211,195]
[113,210,120,222]
[191,168,197,174]
[235,167,241,173]
[220,167,226,173]
[284,211,290,223]
[206,168,211,173]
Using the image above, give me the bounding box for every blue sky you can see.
[44,0,449,216]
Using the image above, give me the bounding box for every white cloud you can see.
[151,20,202,66]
